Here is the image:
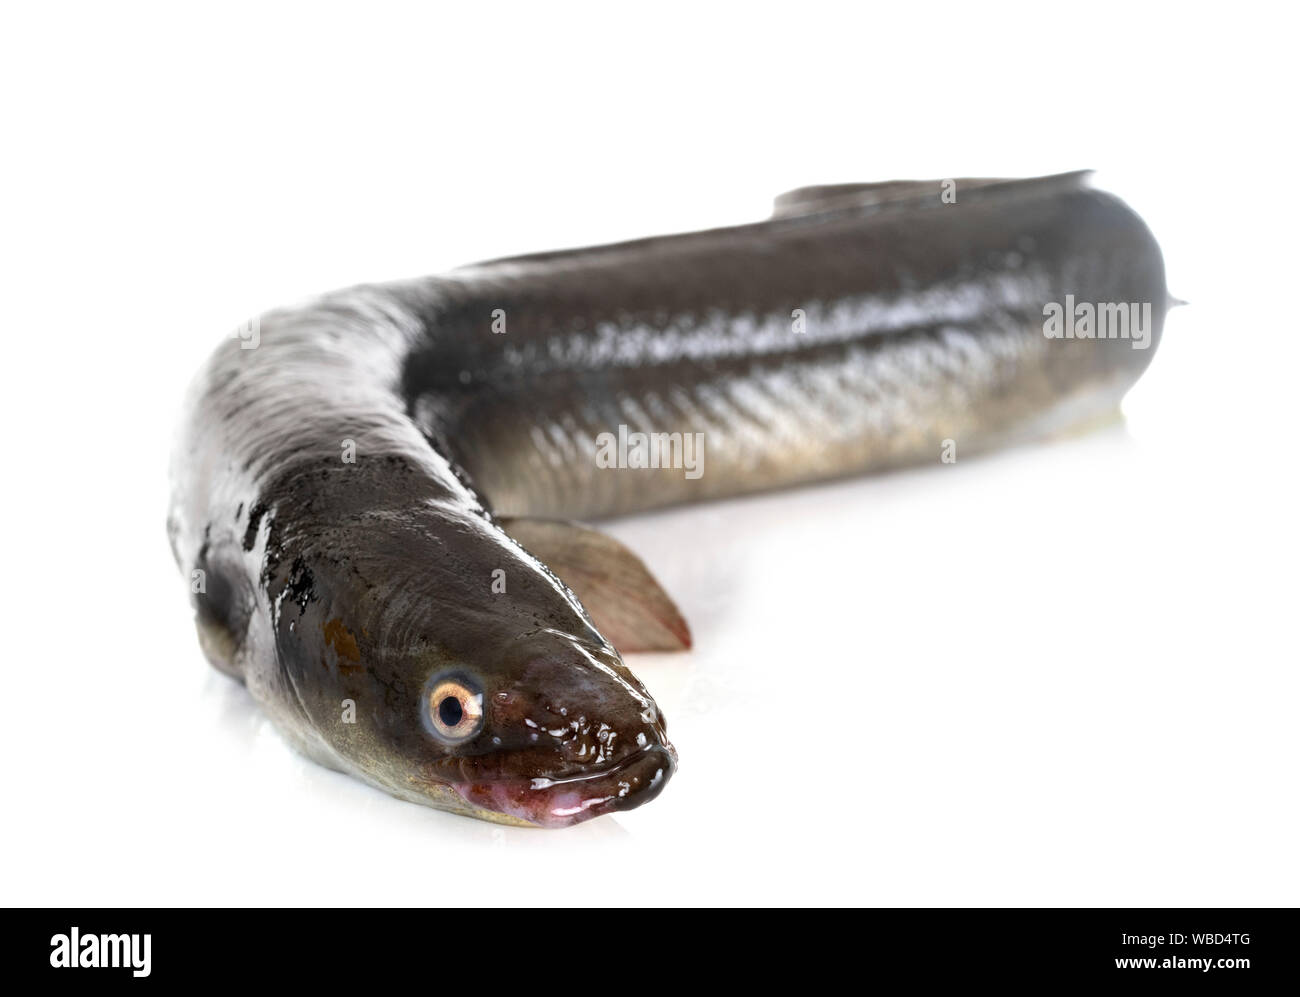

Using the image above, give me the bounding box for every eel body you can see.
[169,173,1167,826]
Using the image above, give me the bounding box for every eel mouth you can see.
[450,745,676,828]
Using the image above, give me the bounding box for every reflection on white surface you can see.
[203,669,633,849]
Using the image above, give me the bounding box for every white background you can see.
[2,3,1295,907]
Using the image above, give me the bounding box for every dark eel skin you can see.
[169,173,1167,827]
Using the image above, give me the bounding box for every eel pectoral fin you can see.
[499,517,692,653]
[191,546,253,681]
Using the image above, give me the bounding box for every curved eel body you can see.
[169,173,1167,827]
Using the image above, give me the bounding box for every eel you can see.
[168,172,1168,827]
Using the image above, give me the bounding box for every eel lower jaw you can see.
[450,745,676,828]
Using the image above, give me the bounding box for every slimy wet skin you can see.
[169,173,1167,826]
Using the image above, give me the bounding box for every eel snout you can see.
[450,743,677,828]
[428,648,677,827]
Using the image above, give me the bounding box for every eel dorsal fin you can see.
[772,171,1093,218]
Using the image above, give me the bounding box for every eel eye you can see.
[428,678,484,743]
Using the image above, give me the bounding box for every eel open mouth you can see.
[451,745,676,828]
